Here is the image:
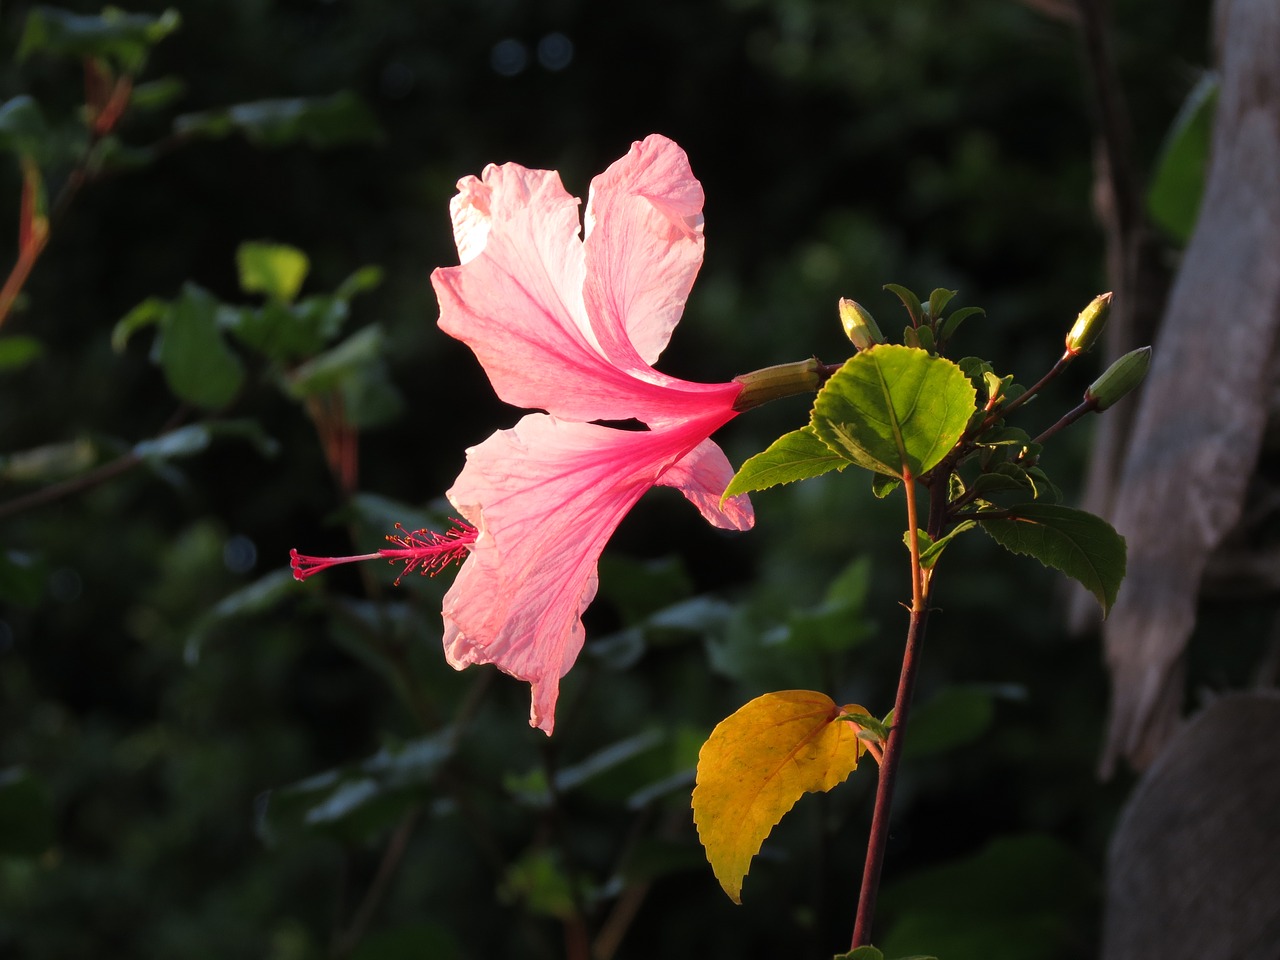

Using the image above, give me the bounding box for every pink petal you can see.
[441,411,744,733]
[432,143,736,426]
[583,134,706,367]
[659,437,755,531]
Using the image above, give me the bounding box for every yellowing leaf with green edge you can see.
[692,690,869,903]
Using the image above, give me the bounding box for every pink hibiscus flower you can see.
[430,134,753,734]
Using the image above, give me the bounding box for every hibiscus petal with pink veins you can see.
[441,413,743,733]
[582,134,706,369]
[659,437,755,532]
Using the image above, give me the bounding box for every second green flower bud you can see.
[1086,345,1151,410]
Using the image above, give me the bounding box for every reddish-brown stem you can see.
[851,467,937,949]
[851,602,931,948]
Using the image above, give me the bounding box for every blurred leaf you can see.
[111,296,170,352]
[978,504,1126,615]
[813,346,976,478]
[508,729,665,808]
[19,6,180,72]
[0,336,43,372]
[1148,73,1218,244]
[334,265,384,300]
[499,849,579,919]
[0,437,95,483]
[256,730,454,845]
[184,568,296,664]
[693,691,867,903]
[724,425,848,499]
[133,420,278,462]
[0,768,55,857]
[157,285,245,409]
[879,835,1094,960]
[0,551,46,606]
[286,324,384,397]
[237,241,310,303]
[173,91,380,148]
[904,686,997,759]
[128,76,186,112]
[596,554,693,624]
[0,95,49,158]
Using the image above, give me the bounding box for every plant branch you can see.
[0,450,141,521]
[331,807,422,959]
[851,468,932,948]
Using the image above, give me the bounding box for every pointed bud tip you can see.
[1065,292,1113,356]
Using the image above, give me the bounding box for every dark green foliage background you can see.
[0,1,1205,957]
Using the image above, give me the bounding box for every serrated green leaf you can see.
[978,504,1126,614]
[157,285,244,409]
[237,241,309,302]
[1148,73,1217,244]
[833,945,883,959]
[883,283,923,327]
[812,345,976,479]
[724,425,848,499]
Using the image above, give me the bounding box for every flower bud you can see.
[1086,345,1151,410]
[1065,292,1113,356]
[839,298,885,351]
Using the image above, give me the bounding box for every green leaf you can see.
[286,325,384,397]
[871,473,900,498]
[0,96,49,158]
[833,948,883,960]
[904,685,997,759]
[812,345,976,479]
[0,768,55,857]
[173,91,380,149]
[978,504,1126,615]
[157,286,245,409]
[0,438,95,483]
[918,520,975,569]
[940,305,984,342]
[883,283,923,327]
[927,288,956,321]
[256,730,454,845]
[237,241,309,302]
[133,420,278,463]
[19,7,180,72]
[0,336,43,372]
[1148,73,1217,244]
[111,296,170,352]
[724,425,848,498]
[184,568,296,665]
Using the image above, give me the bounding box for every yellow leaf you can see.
[692,690,867,903]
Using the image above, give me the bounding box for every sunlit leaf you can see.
[237,241,309,302]
[724,425,848,499]
[0,438,95,483]
[693,690,868,903]
[812,345,976,479]
[0,336,43,372]
[978,503,1125,615]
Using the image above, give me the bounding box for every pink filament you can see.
[290,521,477,584]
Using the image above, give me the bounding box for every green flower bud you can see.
[1065,292,1113,356]
[1086,345,1151,410]
[839,298,885,351]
